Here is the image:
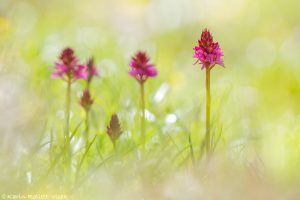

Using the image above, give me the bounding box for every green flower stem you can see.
[85,109,90,151]
[188,134,195,167]
[140,82,146,152]
[86,81,91,151]
[113,141,116,153]
[65,77,71,172]
[205,67,211,157]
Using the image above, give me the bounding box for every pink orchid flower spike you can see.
[52,47,87,80]
[193,29,224,70]
[129,51,157,84]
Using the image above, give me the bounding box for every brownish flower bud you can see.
[107,113,123,144]
[79,89,93,111]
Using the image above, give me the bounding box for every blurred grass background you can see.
[1,0,300,199]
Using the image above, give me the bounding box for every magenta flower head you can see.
[129,51,157,84]
[52,47,87,80]
[193,29,224,70]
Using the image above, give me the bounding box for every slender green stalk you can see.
[113,141,117,155]
[41,121,82,181]
[65,77,71,172]
[85,80,91,152]
[205,68,211,157]
[85,109,90,150]
[188,134,195,167]
[140,82,146,152]
[49,129,53,164]
[75,135,97,182]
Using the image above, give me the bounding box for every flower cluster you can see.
[52,48,86,80]
[129,51,157,83]
[50,28,226,159]
[193,29,224,70]
[52,48,98,81]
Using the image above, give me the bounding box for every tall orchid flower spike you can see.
[193,29,224,158]
[129,51,157,84]
[52,47,87,172]
[129,51,157,152]
[193,29,224,70]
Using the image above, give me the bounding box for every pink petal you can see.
[51,72,64,78]
[52,63,68,78]
[75,65,88,80]
[55,63,68,71]
[146,67,157,77]
[129,69,139,77]
[92,67,99,76]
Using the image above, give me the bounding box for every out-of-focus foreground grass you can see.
[1,0,300,199]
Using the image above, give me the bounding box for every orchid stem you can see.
[85,109,90,151]
[188,134,195,167]
[205,67,211,158]
[140,82,146,153]
[65,77,71,175]
[86,82,91,151]
[113,141,116,153]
